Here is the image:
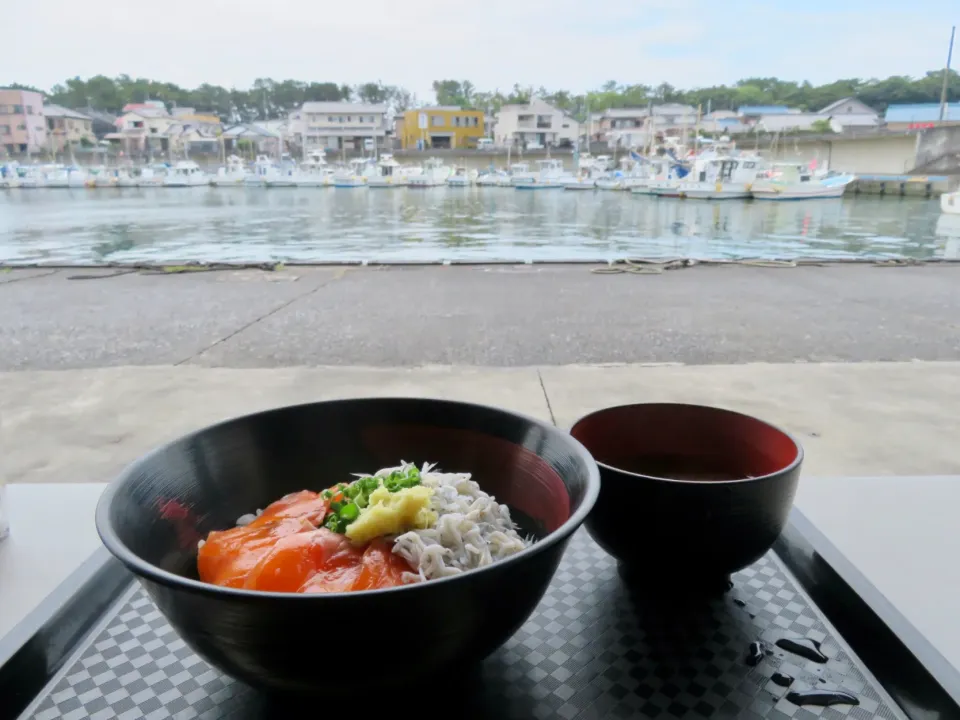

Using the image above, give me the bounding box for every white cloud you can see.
[5,0,955,99]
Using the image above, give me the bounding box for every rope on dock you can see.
[589,256,948,274]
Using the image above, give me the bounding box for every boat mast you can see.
[939,25,957,124]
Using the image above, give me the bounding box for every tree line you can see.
[5,70,958,124]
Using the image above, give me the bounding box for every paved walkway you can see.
[4,361,959,485]
[3,264,960,369]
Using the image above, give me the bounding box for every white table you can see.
[0,483,107,639]
[795,475,960,675]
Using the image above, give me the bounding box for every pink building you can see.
[0,88,47,155]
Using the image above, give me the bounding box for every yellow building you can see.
[400,107,484,149]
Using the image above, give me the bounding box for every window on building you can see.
[0,125,10,135]
[16,123,26,130]
[347,116,352,122]
[13,105,24,114]
[431,115,444,127]
[339,116,344,123]
[473,117,480,127]
[26,106,34,115]
[328,116,334,122]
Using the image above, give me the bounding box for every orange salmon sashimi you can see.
[197,516,314,588]
[197,489,414,593]
[247,490,329,528]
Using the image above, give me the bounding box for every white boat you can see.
[1,164,22,188]
[163,161,210,187]
[564,176,597,190]
[514,159,569,189]
[940,190,959,215]
[244,156,275,187]
[564,154,607,190]
[333,158,374,188]
[595,174,627,191]
[679,156,765,200]
[367,155,407,188]
[751,164,856,200]
[115,168,138,188]
[476,170,508,186]
[629,157,671,195]
[42,165,88,188]
[295,150,334,187]
[446,166,476,186]
[16,166,44,188]
[505,162,535,186]
[264,161,299,187]
[138,164,168,187]
[407,157,451,187]
[212,155,249,186]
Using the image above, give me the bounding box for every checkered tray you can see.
[22,529,905,720]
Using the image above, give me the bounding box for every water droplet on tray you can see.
[786,689,859,707]
[771,672,794,687]
[775,637,828,663]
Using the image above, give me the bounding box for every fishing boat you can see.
[244,156,275,187]
[446,166,476,186]
[163,161,210,187]
[263,160,299,187]
[1,163,22,188]
[138,164,168,187]
[367,155,407,188]
[407,157,451,187]
[42,165,88,188]
[296,150,335,187]
[629,157,672,195]
[595,173,627,191]
[751,164,856,200]
[212,155,249,186]
[504,162,535,186]
[115,167,138,188]
[564,175,597,190]
[333,158,373,188]
[16,166,45,188]
[476,170,508,186]
[514,159,568,189]
[679,156,765,200]
[942,190,960,215]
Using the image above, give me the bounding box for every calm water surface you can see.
[0,187,955,265]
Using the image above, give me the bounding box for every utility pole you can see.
[939,25,956,124]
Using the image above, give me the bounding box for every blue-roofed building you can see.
[737,105,798,120]
[885,103,960,130]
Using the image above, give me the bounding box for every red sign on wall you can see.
[908,122,935,129]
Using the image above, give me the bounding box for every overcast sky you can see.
[6,0,957,100]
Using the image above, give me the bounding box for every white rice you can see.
[389,463,531,583]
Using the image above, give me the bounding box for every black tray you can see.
[4,509,960,720]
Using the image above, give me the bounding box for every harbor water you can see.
[0,187,955,265]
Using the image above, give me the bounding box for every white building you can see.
[819,98,880,130]
[289,102,388,151]
[494,98,579,148]
[756,113,833,133]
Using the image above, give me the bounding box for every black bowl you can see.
[570,403,802,587]
[96,398,599,695]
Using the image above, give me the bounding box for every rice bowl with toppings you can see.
[197,463,532,593]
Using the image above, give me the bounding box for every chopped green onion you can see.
[339,502,359,521]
